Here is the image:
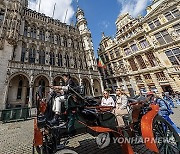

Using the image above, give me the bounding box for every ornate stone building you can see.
[98,0,180,96]
[0,0,103,110]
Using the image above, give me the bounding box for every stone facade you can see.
[98,0,180,96]
[0,0,103,109]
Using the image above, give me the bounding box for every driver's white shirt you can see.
[101,97,115,107]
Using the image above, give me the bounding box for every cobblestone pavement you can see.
[0,106,180,154]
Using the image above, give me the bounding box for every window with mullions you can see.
[115,49,120,58]
[148,18,161,30]
[39,29,45,41]
[56,35,61,46]
[50,52,55,66]
[164,8,180,21]
[139,38,149,49]
[105,53,109,62]
[79,58,83,69]
[17,80,23,99]
[21,44,26,62]
[130,43,138,52]
[29,47,36,63]
[165,48,180,65]
[30,26,36,39]
[0,10,4,24]
[128,58,138,71]
[145,52,158,67]
[136,55,146,69]
[74,57,78,68]
[24,25,28,37]
[65,54,70,67]
[58,53,63,67]
[39,50,45,65]
[124,47,132,56]
[155,30,173,45]
[109,50,114,59]
[49,31,54,43]
[173,23,180,34]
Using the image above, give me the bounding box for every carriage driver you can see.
[50,73,76,124]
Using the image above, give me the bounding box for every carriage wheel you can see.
[153,115,180,154]
[55,149,78,154]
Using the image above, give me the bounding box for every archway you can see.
[33,75,49,102]
[7,74,29,108]
[53,76,64,86]
[93,79,102,96]
[71,77,79,86]
[82,78,92,96]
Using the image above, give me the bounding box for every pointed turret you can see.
[76,7,96,70]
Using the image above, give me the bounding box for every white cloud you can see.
[117,0,150,17]
[28,0,75,24]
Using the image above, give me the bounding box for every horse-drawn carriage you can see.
[33,86,180,154]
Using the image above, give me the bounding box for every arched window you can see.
[39,50,45,64]
[71,39,74,48]
[57,34,61,46]
[65,54,70,67]
[58,53,63,67]
[79,58,83,69]
[24,23,28,37]
[50,52,55,65]
[21,43,26,62]
[74,57,77,68]
[30,25,36,39]
[39,29,45,41]
[49,31,54,43]
[29,47,36,63]
[39,79,45,96]
[17,80,23,99]
[64,37,67,47]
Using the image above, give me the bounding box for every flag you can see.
[97,57,106,68]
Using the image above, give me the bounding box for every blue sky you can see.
[29,0,152,57]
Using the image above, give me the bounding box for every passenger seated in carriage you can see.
[50,73,77,124]
[113,88,128,128]
[101,90,115,107]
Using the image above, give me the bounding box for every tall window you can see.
[109,50,114,59]
[155,30,173,45]
[39,50,45,65]
[79,58,83,69]
[164,8,180,21]
[30,26,36,39]
[108,64,113,74]
[56,35,61,45]
[65,54,70,67]
[74,57,78,68]
[105,53,109,62]
[148,18,161,30]
[64,37,67,47]
[29,47,36,63]
[0,10,4,24]
[130,43,138,52]
[165,48,180,65]
[136,55,146,69]
[128,58,138,71]
[115,49,120,58]
[58,53,63,67]
[39,79,45,96]
[124,47,131,56]
[50,52,55,65]
[21,43,26,62]
[49,31,54,43]
[145,52,158,67]
[17,80,23,99]
[24,24,28,37]
[39,29,45,41]
[138,38,149,49]
[173,24,180,34]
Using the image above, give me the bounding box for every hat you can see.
[147,91,154,96]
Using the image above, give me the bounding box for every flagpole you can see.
[64,9,68,23]
[38,0,41,12]
[52,3,56,18]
